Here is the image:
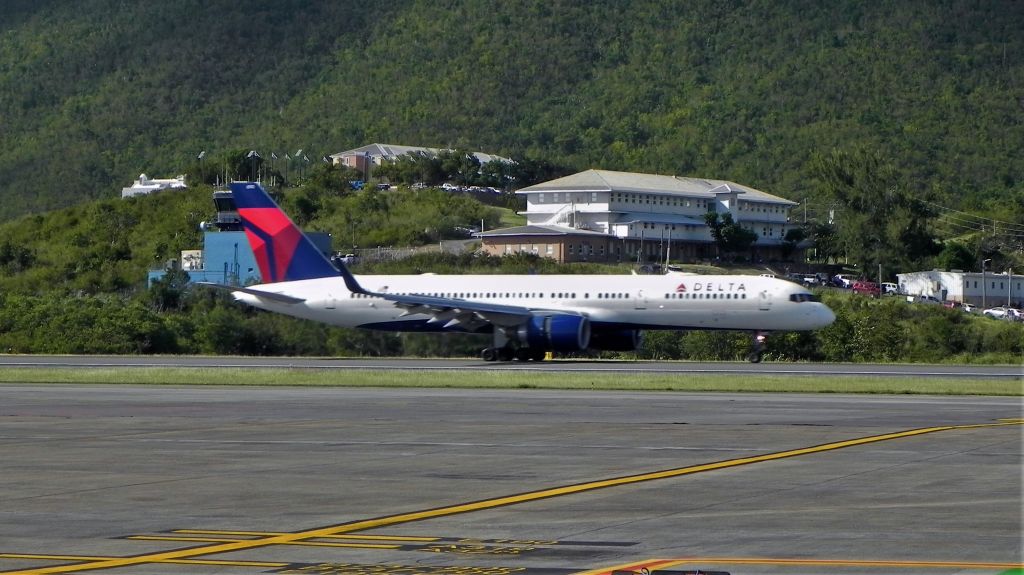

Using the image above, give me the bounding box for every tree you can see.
[704,212,757,259]
[812,148,939,273]
[933,241,976,272]
[781,227,807,261]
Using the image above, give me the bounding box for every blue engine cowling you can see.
[588,329,643,352]
[520,314,591,352]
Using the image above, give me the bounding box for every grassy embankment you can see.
[0,367,1019,396]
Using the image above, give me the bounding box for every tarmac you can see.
[0,385,1020,575]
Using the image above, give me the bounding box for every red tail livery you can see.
[229,182,339,283]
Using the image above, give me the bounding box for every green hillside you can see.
[1,0,1022,224]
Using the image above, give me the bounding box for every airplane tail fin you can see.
[229,182,341,283]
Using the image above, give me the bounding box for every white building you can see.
[483,169,800,263]
[897,269,1024,307]
[121,174,187,198]
[329,143,511,180]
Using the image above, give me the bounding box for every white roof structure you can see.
[329,143,512,166]
[517,169,797,205]
[121,174,187,198]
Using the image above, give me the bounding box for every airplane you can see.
[212,182,836,363]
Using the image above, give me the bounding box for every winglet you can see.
[229,182,365,293]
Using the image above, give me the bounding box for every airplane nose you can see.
[818,304,836,327]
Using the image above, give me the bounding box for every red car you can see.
[851,280,881,297]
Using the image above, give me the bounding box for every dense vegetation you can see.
[0,1,1021,361]
[1,2,1021,225]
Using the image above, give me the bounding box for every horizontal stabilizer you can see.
[199,282,306,305]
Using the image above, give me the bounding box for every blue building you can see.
[148,190,333,287]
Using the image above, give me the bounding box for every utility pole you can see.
[982,258,991,308]
[1008,267,1013,307]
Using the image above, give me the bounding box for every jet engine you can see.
[520,314,591,352]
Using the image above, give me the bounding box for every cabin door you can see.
[634,289,647,310]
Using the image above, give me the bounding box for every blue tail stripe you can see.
[230,182,341,282]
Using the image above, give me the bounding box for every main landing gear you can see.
[745,331,768,363]
[481,346,546,362]
[481,327,547,362]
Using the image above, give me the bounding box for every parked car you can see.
[851,280,881,297]
[881,282,899,295]
[962,303,977,313]
[907,294,942,305]
[993,308,1024,321]
[982,306,1010,319]
[832,274,856,288]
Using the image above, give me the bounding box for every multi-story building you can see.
[479,169,800,264]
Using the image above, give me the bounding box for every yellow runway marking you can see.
[2,421,1020,575]
[172,529,440,542]
[127,536,399,549]
[0,555,285,568]
[638,557,1024,570]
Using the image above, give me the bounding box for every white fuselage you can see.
[233,273,835,333]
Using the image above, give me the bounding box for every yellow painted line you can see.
[3,420,1020,575]
[0,555,285,568]
[126,536,399,549]
[636,557,1024,570]
[571,558,683,575]
[172,529,439,542]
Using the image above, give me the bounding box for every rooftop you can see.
[517,169,797,205]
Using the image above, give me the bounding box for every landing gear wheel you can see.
[497,347,515,362]
[514,348,532,362]
[481,347,498,362]
[530,348,547,362]
[747,331,767,363]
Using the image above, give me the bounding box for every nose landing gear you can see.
[746,331,768,363]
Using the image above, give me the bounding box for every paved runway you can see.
[0,355,1021,379]
[0,385,1021,575]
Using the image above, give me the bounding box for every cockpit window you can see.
[789,293,820,303]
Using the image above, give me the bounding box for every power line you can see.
[918,199,1024,232]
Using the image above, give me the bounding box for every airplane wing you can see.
[335,252,580,330]
[372,292,575,331]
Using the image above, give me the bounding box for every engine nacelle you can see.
[520,314,591,352]
[588,329,643,352]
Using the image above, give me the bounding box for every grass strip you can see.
[0,367,1019,395]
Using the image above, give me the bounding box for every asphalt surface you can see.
[0,355,1021,379]
[0,385,1021,575]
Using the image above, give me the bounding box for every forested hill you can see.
[1,0,1021,221]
